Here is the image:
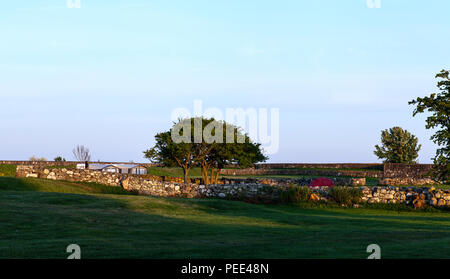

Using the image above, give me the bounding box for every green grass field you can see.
[0,177,449,259]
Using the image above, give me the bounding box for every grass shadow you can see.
[1,177,450,259]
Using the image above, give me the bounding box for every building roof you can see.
[88,163,144,170]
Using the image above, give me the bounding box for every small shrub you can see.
[281,185,311,203]
[0,165,17,177]
[29,156,47,161]
[328,186,362,206]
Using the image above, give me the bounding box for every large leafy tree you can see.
[374,126,421,163]
[409,70,450,183]
[199,120,267,184]
[143,129,197,184]
[144,117,267,184]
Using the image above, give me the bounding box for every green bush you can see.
[54,156,66,162]
[281,185,311,203]
[328,187,362,206]
[0,165,16,177]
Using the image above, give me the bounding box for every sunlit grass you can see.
[0,177,449,259]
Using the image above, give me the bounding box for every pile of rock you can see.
[361,186,450,207]
[199,183,283,202]
[379,178,437,186]
[16,165,125,186]
[218,177,366,187]
[122,176,199,198]
[15,165,450,208]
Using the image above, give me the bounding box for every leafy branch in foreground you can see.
[409,70,450,183]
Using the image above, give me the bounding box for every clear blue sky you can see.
[0,0,449,163]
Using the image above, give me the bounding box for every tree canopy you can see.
[409,69,450,183]
[144,117,267,184]
[374,126,421,164]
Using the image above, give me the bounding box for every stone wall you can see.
[379,178,437,186]
[361,186,450,207]
[1,160,157,167]
[199,184,284,202]
[255,163,383,170]
[16,165,127,186]
[122,176,199,198]
[381,163,437,186]
[205,184,450,207]
[15,165,450,208]
[220,168,382,178]
[1,161,77,167]
[17,165,199,197]
[218,177,366,187]
[8,161,440,185]
[221,163,441,184]
[384,163,434,178]
[16,165,365,187]
[199,185,450,207]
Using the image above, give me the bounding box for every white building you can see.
[77,163,148,175]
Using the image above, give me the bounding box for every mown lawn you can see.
[0,177,449,259]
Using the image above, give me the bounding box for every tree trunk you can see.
[182,167,190,184]
[210,167,216,184]
[214,169,221,184]
[201,164,210,185]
